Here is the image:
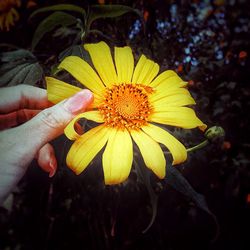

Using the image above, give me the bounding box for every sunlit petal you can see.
[115,46,134,84]
[132,55,159,85]
[103,128,133,184]
[142,124,187,164]
[150,70,187,94]
[130,129,166,178]
[149,70,176,87]
[66,125,109,175]
[64,111,104,140]
[58,56,105,96]
[151,107,207,130]
[46,77,81,104]
[151,91,196,107]
[150,87,192,103]
[84,41,117,87]
[92,94,103,108]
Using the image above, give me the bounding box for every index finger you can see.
[0,85,52,114]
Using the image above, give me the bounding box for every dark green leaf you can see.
[0,49,35,62]
[166,164,219,241]
[59,45,87,61]
[55,45,92,75]
[88,29,118,43]
[134,160,158,233]
[22,64,44,86]
[88,4,142,26]
[58,45,92,65]
[29,4,86,19]
[31,11,77,50]
[0,63,31,86]
[53,26,78,39]
[0,63,43,87]
[0,49,43,87]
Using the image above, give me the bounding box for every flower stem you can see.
[186,139,209,153]
[164,139,209,156]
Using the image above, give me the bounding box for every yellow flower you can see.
[46,41,206,185]
[0,0,21,31]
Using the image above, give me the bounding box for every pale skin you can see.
[0,85,93,204]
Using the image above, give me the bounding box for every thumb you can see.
[22,89,93,152]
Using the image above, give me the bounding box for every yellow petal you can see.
[151,91,196,107]
[46,76,81,104]
[142,124,187,165]
[150,71,187,94]
[66,125,108,175]
[84,41,117,87]
[149,70,177,87]
[92,94,103,108]
[151,107,207,130]
[130,129,166,178]
[114,46,134,84]
[150,87,192,103]
[132,55,159,85]
[64,111,104,140]
[58,56,105,96]
[103,128,133,184]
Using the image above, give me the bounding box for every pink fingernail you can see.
[48,159,57,178]
[64,90,93,114]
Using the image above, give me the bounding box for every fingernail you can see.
[64,90,93,114]
[48,159,57,178]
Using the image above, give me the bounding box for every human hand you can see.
[0,85,93,204]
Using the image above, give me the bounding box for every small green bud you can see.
[205,126,225,142]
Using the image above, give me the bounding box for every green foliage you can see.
[88,4,142,27]
[58,45,91,62]
[31,11,78,50]
[0,49,43,86]
[30,4,141,51]
[134,160,158,233]
[166,164,219,241]
[29,4,86,19]
[135,155,218,237]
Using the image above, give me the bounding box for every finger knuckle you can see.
[40,109,63,129]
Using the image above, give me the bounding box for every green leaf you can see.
[166,164,219,241]
[88,4,142,26]
[58,45,92,66]
[88,29,118,43]
[31,11,77,50]
[0,49,43,87]
[0,49,36,76]
[54,45,92,75]
[29,4,86,19]
[134,160,158,233]
[59,45,88,61]
[0,49,35,62]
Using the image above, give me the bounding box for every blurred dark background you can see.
[0,0,250,249]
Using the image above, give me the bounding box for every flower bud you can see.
[205,126,225,142]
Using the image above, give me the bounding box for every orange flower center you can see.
[98,84,154,130]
